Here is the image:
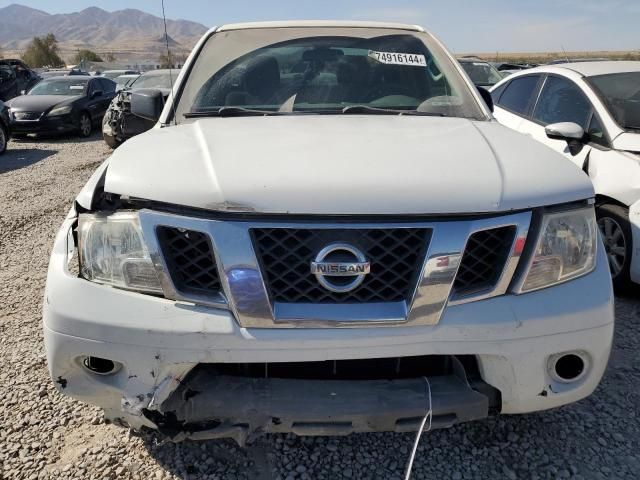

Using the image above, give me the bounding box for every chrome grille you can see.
[452,226,516,296]
[139,209,532,328]
[156,226,221,296]
[251,228,430,303]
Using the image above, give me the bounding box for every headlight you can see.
[518,207,597,293]
[78,212,163,294]
[48,105,72,116]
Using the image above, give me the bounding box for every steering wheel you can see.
[364,84,415,103]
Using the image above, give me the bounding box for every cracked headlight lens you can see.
[518,207,597,293]
[78,212,163,294]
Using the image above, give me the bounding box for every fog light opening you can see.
[551,353,587,383]
[82,356,119,375]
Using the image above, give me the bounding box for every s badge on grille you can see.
[310,243,370,293]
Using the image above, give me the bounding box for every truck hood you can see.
[104,116,593,215]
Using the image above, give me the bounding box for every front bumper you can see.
[10,114,76,134]
[43,216,615,440]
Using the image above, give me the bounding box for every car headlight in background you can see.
[518,207,597,293]
[78,212,163,294]
[47,105,72,116]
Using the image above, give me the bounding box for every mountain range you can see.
[0,4,208,60]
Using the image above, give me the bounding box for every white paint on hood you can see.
[104,115,593,215]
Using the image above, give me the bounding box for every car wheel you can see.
[596,203,632,289]
[0,124,7,155]
[78,112,92,138]
[103,132,121,149]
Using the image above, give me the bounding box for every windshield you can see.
[587,72,640,131]
[29,78,88,96]
[460,61,502,86]
[130,72,177,89]
[175,27,485,121]
[115,75,137,87]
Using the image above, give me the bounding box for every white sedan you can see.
[490,61,640,288]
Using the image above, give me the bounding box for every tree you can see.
[157,51,174,69]
[22,33,64,68]
[72,49,103,64]
[157,51,187,69]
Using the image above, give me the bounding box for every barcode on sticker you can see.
[368,50,427,67]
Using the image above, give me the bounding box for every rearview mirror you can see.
[545,122,586,156]
[477,86,493,113]
[130,88,165,122]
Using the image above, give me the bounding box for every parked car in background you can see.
[0,64,18,101]
[100,69,139,81]
[6,75,116,138]
[2,59,40,93]
[0,59,40,101]
[491,61,640,287]
[548,58,611,65]
[494,62,537,72]
[0,100,10,154]
[102,69,178,148]
[46,21,614,445]
[114,74,140,92]
[457,57,505,88]
[38,69,87,79]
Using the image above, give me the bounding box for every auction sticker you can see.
[368,50,426,67]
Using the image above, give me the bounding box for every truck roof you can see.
[216,20,424,32]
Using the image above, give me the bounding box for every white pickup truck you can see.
[44,21,614,445]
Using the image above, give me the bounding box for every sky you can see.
[0,0,639,53]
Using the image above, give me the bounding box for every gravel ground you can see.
[1,135,639,480]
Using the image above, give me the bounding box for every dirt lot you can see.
[0,135,639,480]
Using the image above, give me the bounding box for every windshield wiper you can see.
[184,105,447,118]
[623,125,640,131]
[341,105,445,116]
[184,107,279,118]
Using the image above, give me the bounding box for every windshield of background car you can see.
[131,72,176,89]
[29,78,88,96]
[115,76,137,88]
[175,27,485,121]
[460,61,503,86]
[586,72,640,131]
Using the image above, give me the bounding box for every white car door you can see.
[516,75,594,171]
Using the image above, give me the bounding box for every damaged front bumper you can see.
[142,360,495,445]
[43,217,615,442]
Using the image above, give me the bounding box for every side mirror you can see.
[130,88,165,122]
[20,90,26,95]
[545,122,586,156]
[545,122,585,141]
[477,86,493,113]
[91,90,103,99]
